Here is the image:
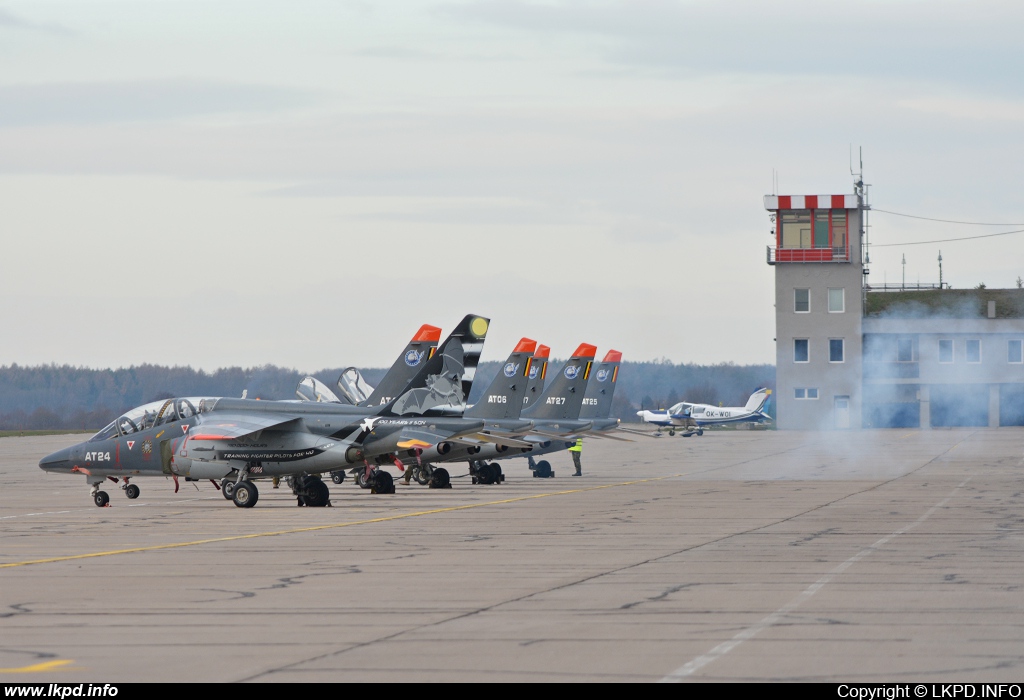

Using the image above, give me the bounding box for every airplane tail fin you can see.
[744,388,771,412]
[357,324,442,407]
[580,350,622,420]
[466,338,537,420]
[379,315,490,417]
[522,344,549,410]
[522,343,597,421]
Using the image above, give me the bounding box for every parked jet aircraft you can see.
[389,337,541,487]
[38,315,490,508]
[635,388,772,435]
[442,345,613,483]
[515,349,624,478]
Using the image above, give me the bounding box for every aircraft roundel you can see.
[405,349,424,367]
[529,365,539,379]
[596,369,609,382]
[503,362,519,378]
[470,317,489,338]
[564,365,580,380]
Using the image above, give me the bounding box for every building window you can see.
[966,339,981,363]
[828,288,844,313]
[832,211,847,250]
[897,338,914,362]
[938,339,953,364]
[829,338,845,363]
[1009,340,1023,364]
[794,388,819,400]
[795,288,810,313]
[781,211,812,248]
[794,338,809,363]
[780,209,847,250]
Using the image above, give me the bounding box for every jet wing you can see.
[614,426,661,438]
[450,432,536,448]
[585,431,635,442]
[188,413,305,441]
[361,420,487,456]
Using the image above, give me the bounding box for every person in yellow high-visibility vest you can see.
[569,437,583,476]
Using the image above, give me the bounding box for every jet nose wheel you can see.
[124,484,140,499]
[93,491,110,507]
[221,478,236,499]
[412,463,434,485]
[370,470,395,494]
[428,467,451,489]
[232,481,259,508]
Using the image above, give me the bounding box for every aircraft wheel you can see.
[355,470,372,489]
[491,463,504,483]
[429,467,451,489]
[371,470,395,495]
[697,429,704,436]
[669,429,675,436]
[413,464,434,485]
[305,479,331,507]
[534,461,553,478]
[331,471,345,485]
[93,491,109,507]
[232,481,259,508]
[124,484,140,499]
[221,478,236,499]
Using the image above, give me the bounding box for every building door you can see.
[834,396,850,429]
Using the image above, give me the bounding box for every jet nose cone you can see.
[39,447,74,473]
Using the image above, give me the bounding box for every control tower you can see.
[765,193,866,429]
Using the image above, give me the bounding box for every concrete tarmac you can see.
[2,428,1023,683]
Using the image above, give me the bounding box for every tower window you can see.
[828,288,844,313]
[794,339,809,363]
[829,338,845,363]
[795,288,810,313]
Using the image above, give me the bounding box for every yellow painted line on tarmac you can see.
[0,660,75,673]
[0,475,681,570]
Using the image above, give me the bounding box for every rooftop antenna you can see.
[938,250,943,289]
[902,254,906,290]
[852,146,871,299]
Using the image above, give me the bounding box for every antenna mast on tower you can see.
[852,146,870,300]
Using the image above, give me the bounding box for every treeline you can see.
[0,361,774,430]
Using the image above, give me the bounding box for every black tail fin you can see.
[466,338,537,420]
[522,344,597,421]
[580,350,621,420]
[379,315,490,417]
[522,343,549,410]
[356,324,442,407]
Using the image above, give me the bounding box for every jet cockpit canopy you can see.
[336,367,374,405]
[89,396,216,442]
[295,377,342,404]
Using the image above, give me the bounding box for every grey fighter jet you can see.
[395,337,541,487]
[38,315,490,508]
[398,343,601,485]
[517,349,625,478]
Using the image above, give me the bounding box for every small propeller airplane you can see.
[635,388,772,436]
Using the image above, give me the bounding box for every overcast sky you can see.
[3,0,1024,371]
